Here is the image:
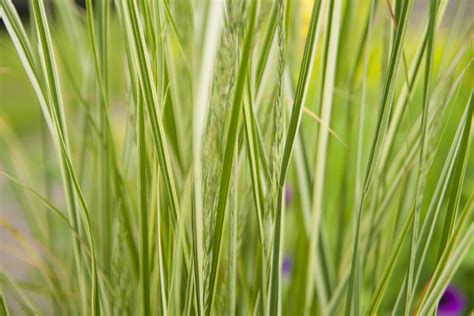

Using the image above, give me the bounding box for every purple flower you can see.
[438,285,466,316]
[281,256,293,276]
[284,185,293,207]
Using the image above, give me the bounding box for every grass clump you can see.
[0,0,472,315]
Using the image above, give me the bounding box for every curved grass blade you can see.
[0,271,40,315]
[1,1,101,314]
[0,287,11,316]
[30,0,101,312]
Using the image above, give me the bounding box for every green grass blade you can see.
[437,93,473,258]
[0,287,11,316]
[271,1,323,312]
[255,0,278,97]
[416,199,473,314]
[0,271,40,315]
[243,80,265,247]
[137,89,150,316]
[192,3,224,314]
[120,0,181,228]
[2,0,102,313]
[278,0,322,183]
[404,0,438,312]
[267,1,287,315]
[345,1,413,313]
[206,1,258,314]
[305,0,342,312]
[365,205,414,315]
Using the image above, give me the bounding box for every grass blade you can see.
[404,0,438,312]
[206,1,258,314]
[305,0,342,312]
[345,1,413,313]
